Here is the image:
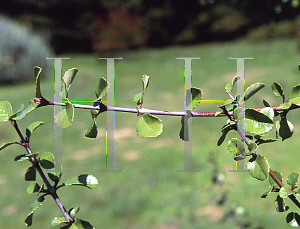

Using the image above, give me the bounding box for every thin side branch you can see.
[10,120,73,223]
[235,122,300,209]
[269,169,300,209]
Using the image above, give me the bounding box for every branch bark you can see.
[45,101,300,117]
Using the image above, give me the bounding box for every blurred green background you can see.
[1,0,300,228]
[1,38,300,228]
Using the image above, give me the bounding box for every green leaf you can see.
[85,109,98,138]
[62,174,99,189]
[70,218,95,229]
[275,195,289,212]
[51,216,68,226]
[14,154,30,162]
[134,92,143,105]
[179,116,185,141]
[287,172,299,186]
[47,169,62,182]
[25,214,33,227]
[64,69,78,92]
[85,120,98,138]
[279,186,293,198]
[136,113,163,138]
[0,101,13,122]
[256,137,280,145]
[227,138,244,157]
[289,84,300,100]
[286,212,300,227]
[248,142,258,154]
[245,108,274,123]
[34,66,42,98]
[69,207,80,218]
[254,132,268,138]
[15,104,24,113]
[263,99,271,107]
[27,182,40,194]
[261,187,272,198]
[14,152,39,162]
[141,74,150,92]
[8,104,24,120]
[191,87,202,109]
[25,165,36,181]
[185,87,202,110]
[134,75,150,106]
[225,76,239,92]
[11,101,38,120]
[269,170,282,188]
[61,68,78,100]
[246,154,269,181]
[272,82,284,97]
[279,119,294,141]
[215,111,223,117]
[27,152,40,158]
[244,108,274,134]
[90,109,98,119]
[289,97,300,104]
[26,121,46,139]
[217,123,235,146]
[24,196,44,226]
[0,141,17,151]
[280,102,291,109]
[55,102,74,129]
[244,82,265,101]
[39,152,55,169]
[95,77,109,100]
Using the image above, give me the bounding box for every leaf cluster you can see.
[2,66,300,228]
[218,76,300,227]
[0,82,99,228]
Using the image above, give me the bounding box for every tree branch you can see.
[235,121,300,209]
[10,120,73,223]
[39,100,300,117]
[269,168,300,209]
[34,99,300,210]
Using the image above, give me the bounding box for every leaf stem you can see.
[226,91,235,100]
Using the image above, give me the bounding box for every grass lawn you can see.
[1,37,300,228]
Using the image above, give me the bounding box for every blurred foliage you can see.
[0,15,53,83]
[1,0,300,53]
[246,14,300,42]
[91,9,148,52]
[247,21,294,42]
[1,37,300,228]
